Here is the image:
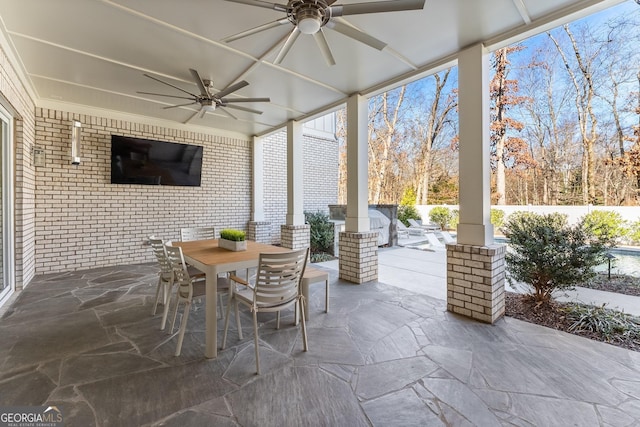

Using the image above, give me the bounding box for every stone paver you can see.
[0,259,638,426]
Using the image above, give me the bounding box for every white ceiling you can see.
[0,0,626,137]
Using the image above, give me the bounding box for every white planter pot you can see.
[219,238,247,252]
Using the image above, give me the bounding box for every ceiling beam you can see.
[511,0,531,24]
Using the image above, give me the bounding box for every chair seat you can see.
[299,266,329,321]
[234,285,296,311]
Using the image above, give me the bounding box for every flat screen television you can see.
[111,135,203,186]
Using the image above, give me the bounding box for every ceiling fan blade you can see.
[224,104,263,115]
[143,73,198,97]
[219,107,239,120]
[215,80,250,99]
[183,110,201,124]
[220,97,271,103]
[199,106,208,119]
[224,0,288,12]
[137,91,194,101]
[223,18,290,42]
[326,20,387,51]
[162,102,198,110]
[313,29,336,66]
[330,0,425,16]
[274,27,300,65]
[189,68,208,96]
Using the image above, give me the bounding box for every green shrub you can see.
[503,212,608,303]
[400,187,417,206]
[450,209,459,230]
[491,208,505,228]
[429,206,454,230]
[629,219,640,245]
[305,211,334,256]
[219,229,246,241]
[398,204,421,227]
[581,210,628,245]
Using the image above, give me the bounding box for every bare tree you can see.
[368,86,406,204]
[409,69,458,204]
[548,24,605,204]
[490,46,533,205]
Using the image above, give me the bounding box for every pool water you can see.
[597,251,640,277]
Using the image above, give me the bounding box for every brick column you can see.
[339,231,378,284]
[281,224,310,250]
[447,243,506,323]
[248,221,271,243]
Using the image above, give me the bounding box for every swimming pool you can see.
[403,238,640,277]
[598,249,640,277]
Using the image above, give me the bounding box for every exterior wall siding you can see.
[33,108,252,274]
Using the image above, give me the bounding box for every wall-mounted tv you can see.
[111,135,203,186]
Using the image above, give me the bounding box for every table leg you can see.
[205,270,217,358]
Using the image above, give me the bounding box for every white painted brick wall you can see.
[0,43,37,289]
[262,126,338,244]
[34,108,253,274]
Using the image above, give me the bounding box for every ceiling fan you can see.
[138,68,271,120]
[222,0,425,66]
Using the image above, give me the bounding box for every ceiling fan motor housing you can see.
[288,0,330,34]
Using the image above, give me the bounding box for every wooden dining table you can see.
[172,239,290,358]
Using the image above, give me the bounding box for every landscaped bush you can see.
[449,209,459,230]
[305,211,334,261]
[491,208,505,229]
[429,206,454,230]
[502,212,609,303]
[581,210,628,245]
[398,204,421,227]
[629,219,640,245]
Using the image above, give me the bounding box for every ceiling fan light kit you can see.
[224,0,425,65]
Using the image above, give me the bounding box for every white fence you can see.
[416,205,640,227]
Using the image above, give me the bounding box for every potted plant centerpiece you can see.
[219,228,247,251]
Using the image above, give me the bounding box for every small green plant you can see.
[305,211,334,259]
[581,210,628,245]
[563,303,640,342]
[491,208,505,228]
[429,206,453,230]
[219,229,246,241]
[502,212,608,303]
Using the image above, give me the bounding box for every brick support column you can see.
[248,221,271,243]
[446,243,506,323]
[280,224,310,250]
[339,231,378,284]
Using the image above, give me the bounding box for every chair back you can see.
[149,236,172,278]
[180,227,215,242]
[254,248,308,307]
[164,244,194,301]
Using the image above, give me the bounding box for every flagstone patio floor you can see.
[1,247,639,426]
